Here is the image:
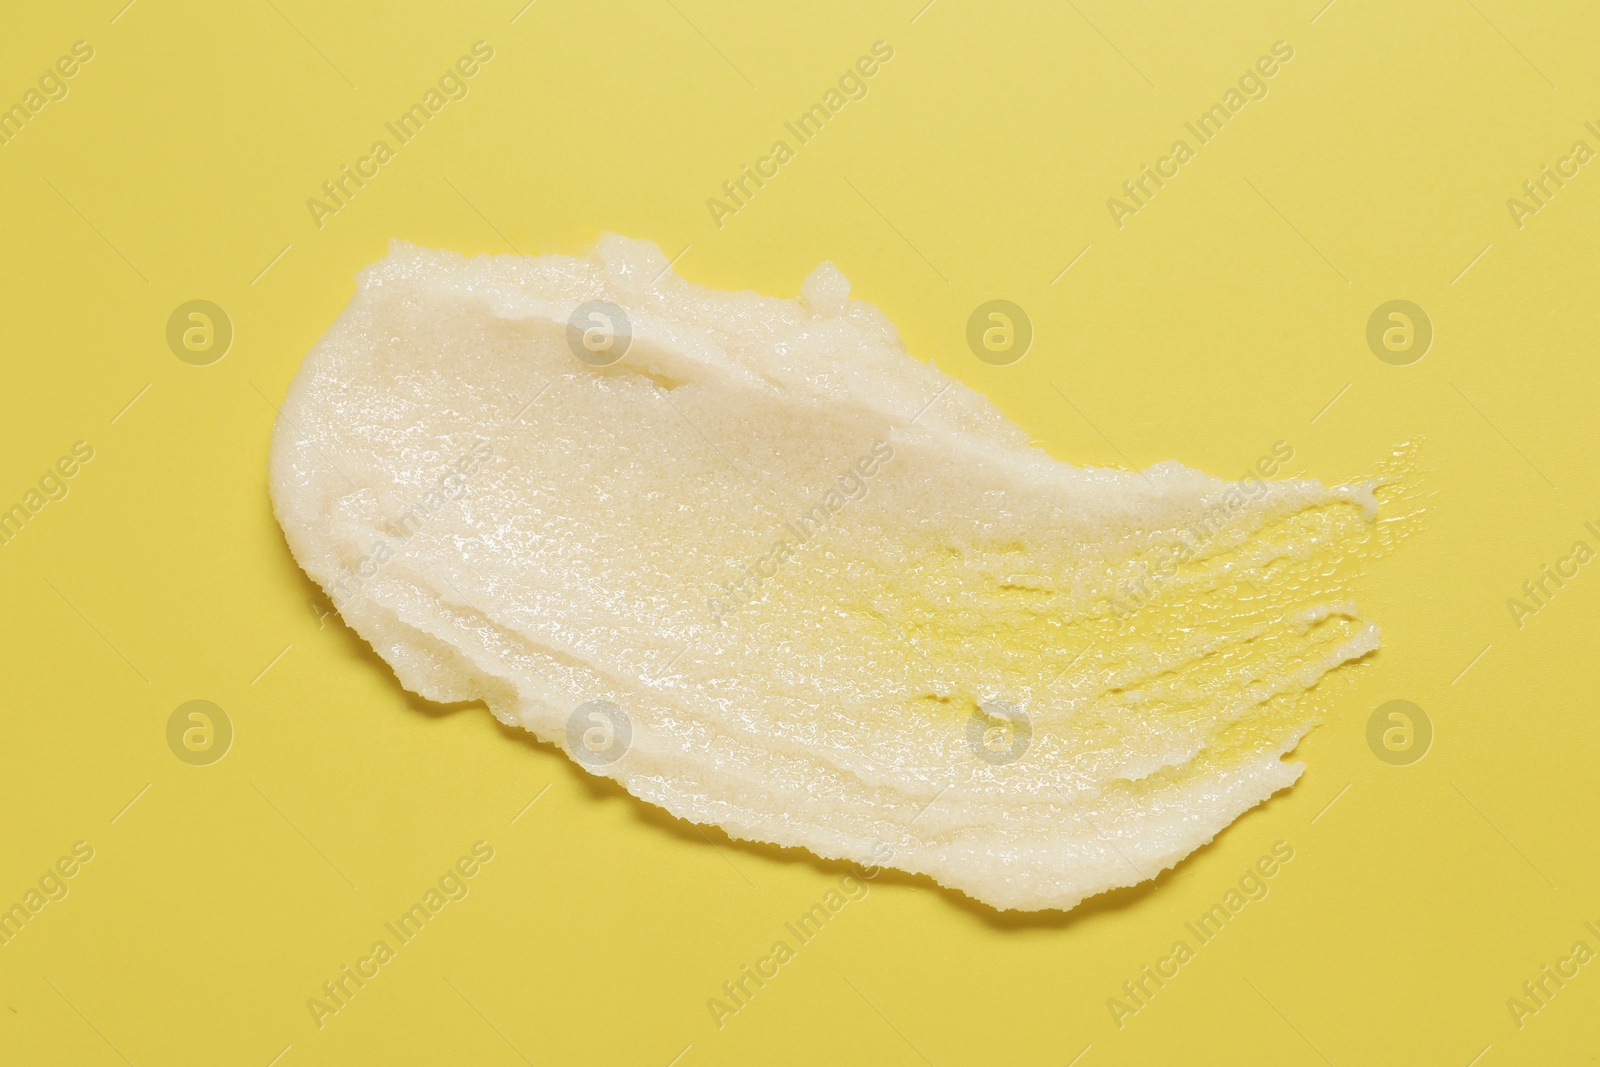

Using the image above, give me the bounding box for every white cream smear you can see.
[270,236,1411,912]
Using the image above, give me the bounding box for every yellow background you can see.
[2,0,1597,1063]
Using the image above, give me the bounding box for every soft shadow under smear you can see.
[413,691,1233,931]
[283,540,1240,931]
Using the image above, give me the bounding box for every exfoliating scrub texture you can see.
[269,236,1411,911]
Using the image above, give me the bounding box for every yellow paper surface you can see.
[2,1,1596,1063]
